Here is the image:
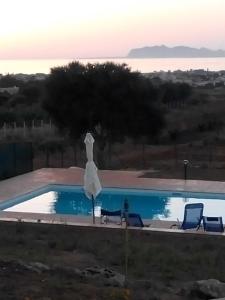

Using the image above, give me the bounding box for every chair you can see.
[171,203,204,230]
[203,216,224,233]
[126,213,144,228]
[100,209,122,225]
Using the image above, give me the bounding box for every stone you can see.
[83,266,125,287]
[190,279,225,299]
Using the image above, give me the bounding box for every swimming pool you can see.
[1,184,225,221]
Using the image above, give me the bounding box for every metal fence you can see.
[0,142,33,180]
[0,120,55,138]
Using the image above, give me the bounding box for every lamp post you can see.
[183,160,189,180]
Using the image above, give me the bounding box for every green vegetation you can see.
[43,62,165,167]
[0,75,47,124]
[0,63,225,175]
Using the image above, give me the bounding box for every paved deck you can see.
[2,167,225,202]
[0,167,225,235]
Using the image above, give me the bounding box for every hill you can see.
[127,45,225,58]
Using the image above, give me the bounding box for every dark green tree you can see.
[161,82,192,108]
[43,61,165,168]
[20,84,41,104]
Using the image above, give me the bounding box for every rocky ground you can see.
[0,221,225,299]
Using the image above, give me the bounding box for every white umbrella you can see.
[84,132,102,224]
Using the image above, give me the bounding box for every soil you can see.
[141,164,225,181]
[0,221,225,300]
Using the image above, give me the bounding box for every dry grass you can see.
[0,221,225,299]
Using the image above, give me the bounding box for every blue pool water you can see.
[1,184,225,221]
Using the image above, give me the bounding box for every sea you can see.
[0,57,225,74]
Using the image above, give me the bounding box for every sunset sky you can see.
[0,0,225,59]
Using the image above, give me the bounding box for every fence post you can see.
[13,143,17,176]
[3,122,6,137]
[23,121,26,137]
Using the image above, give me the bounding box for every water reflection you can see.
[53,191,169,219]
[4,191,58,214]
[162,197,225,221]
[4,189,225,221]
[54,191,92,215]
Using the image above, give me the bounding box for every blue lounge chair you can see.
[180,203,204,230]
[171,203,204,230]
[126,213,144,228]
[203,216,224,233]
[101,209,122,225]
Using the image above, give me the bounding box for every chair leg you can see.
[170,223,178,229]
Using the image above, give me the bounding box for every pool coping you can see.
[3,182,225,211]
[1,167,225,235]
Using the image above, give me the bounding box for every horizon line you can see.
[0,56,125,60]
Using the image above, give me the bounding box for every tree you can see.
[20,84,41,105]
[161,82,192,108]
[43,62,165,168]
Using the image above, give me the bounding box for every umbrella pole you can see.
[91,195,95,224]
[124,199,129,284]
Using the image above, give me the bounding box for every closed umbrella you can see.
[84,132,102,224]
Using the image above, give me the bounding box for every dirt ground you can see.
[28,149,225,187]
[141,163,225,182]
[0,221,225,300]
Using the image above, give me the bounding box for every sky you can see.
[0,0,225,59]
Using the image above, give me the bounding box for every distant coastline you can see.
[127,45,225,58]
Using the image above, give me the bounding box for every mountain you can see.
[127,45,225,58]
